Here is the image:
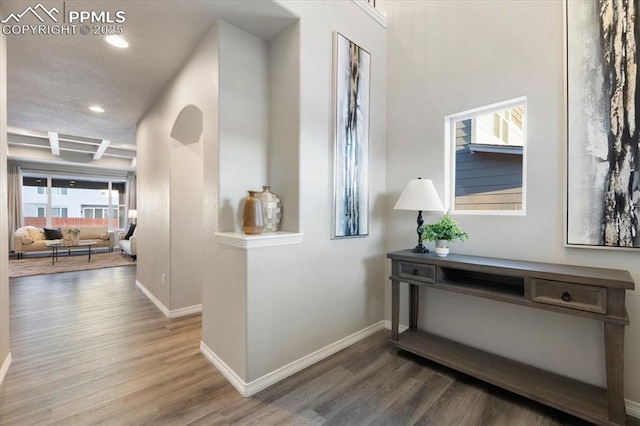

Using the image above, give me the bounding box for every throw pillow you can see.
[101,232,110,241]
[43,227,64,240]
[27,228,46,241]
[124,224,136,240]
[22,236,33,244]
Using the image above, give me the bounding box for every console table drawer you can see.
[531,279,607,314]
[398,261,435,283]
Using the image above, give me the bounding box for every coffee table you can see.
[46,240,98,265]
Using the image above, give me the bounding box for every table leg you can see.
[410,284,419,329]
[88,245,92,263]
[604,322,626,424]
[51,246,55,265]
[391,280,399,342]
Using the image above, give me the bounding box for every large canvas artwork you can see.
[566,0,640,249]
[332,32,370,238]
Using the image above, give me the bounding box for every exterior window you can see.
[445,97,527,214]
[38,187,68,195]
[82,206,109,219]
[22,175,128,229]
[51,207,68,217]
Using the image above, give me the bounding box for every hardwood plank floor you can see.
[1,266,637,425]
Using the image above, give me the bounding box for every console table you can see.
[388,250,634,426]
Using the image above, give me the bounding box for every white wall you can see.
[203,19,271,380]
[0,9,11,383]
[202,1,386,384]
[245,0,387,382]
[268,22,300,232]
[384,0,640,403]
[218,21,270,232]
[137,23,219,312]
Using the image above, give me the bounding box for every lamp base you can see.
[411,244,429,254]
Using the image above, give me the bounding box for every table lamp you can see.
[128,209,137,225]
[394,178,444,253]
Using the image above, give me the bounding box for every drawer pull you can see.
[561,291,571,302]
[413,269,419,276]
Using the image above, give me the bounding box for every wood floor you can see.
[1,266,637,425]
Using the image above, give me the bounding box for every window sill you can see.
[215,231,304,249]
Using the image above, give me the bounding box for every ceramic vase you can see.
[435,239,449,257]
[242,191,265,235]
[258,186,281,233]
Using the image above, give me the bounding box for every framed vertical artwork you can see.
[332,31,371,239]
[566,0,640,249]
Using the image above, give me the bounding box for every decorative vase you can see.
[435,240,450,257]
[71,235,80,245]
[258,186,281,233]
[242,191,265,235]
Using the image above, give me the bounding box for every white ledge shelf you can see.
[215,232,304,249]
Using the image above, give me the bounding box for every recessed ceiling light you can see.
[89,106,105,113]
[105,35,129,49]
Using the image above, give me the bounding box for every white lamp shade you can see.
[394,179,445,212]
[128,209,138,219]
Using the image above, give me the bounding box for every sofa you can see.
[118,226,137,260]
[13,226,114,258]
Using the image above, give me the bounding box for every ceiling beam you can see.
[47,132,60,156]
[93,140,111,160]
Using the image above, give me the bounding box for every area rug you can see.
[8,252,136,278]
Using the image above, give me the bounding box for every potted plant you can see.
[422,215,468,257]
[65,227,81,245]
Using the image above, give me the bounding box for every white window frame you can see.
[444,96,527,216]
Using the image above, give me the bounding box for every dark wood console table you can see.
[388,250,635,426]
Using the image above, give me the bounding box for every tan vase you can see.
[242,191,265,235]
[258,186,281,233]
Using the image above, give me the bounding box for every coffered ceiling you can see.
[2,0,297,171]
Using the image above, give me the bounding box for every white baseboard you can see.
[627,399,640,419]
[199,342,248,396]
[383,319,408,333]
[0,352,12,385]
[200,320,386,397]
[135,280,202,319]
[168,304,202,319]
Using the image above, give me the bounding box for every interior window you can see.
[445,97,527,214]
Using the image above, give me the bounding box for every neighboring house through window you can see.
[446,97,527,213]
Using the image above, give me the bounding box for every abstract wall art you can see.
[566,0,640,249]
[332,32,370,238]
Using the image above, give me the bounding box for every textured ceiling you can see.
[3,0,298,154]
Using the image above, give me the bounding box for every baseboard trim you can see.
[627,399,640,419]
[199,342,248,396]
[0,352,12,385]
[168,304,202,319]
[136,280,170,316]
[383,319,409,333]
[135,280,201,319]
[200,320,386,397]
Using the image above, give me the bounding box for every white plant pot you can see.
[435,240,450,257]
